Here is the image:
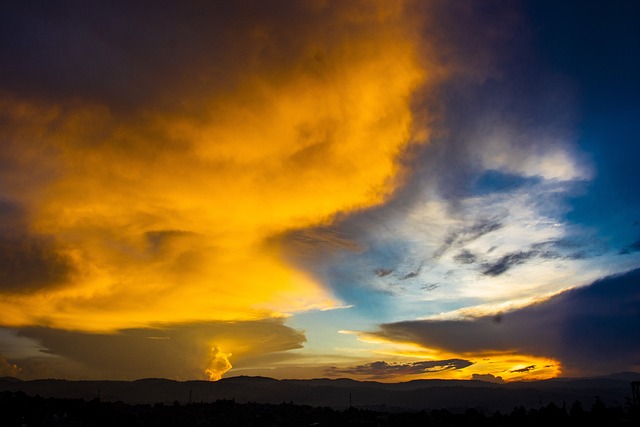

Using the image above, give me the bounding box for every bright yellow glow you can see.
[205,347,233,381]
[463,353,561,382]
[338,331,561,382]
[0,1,429,332]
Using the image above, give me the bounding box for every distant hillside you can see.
[1,374,637,413]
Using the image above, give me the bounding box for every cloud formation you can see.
[206,347,233,382]
[373,268,640,376]
[0,201,75,293]
[0,353,20,377]
[481,250,540,277]
[7,318,305,380]
[275,1,626,331]
[0,0,434,332]
[325,359,472,380]
[1,1,638,382]
[471,373,504,384]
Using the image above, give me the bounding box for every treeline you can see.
[1,390,638,426]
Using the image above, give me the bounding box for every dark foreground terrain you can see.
[1,391,639,426]
[1,373,639,426]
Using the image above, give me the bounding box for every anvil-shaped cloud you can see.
[5,319,305,380]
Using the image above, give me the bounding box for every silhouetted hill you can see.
[0,374,637,413]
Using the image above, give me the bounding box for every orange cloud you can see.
[0,1,432,332]
[205,347,233,381]
[335,330,561,382]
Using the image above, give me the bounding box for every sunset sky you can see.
[1,0,639,383]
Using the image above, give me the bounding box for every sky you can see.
[0,0,639,383]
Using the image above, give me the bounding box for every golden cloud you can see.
[0,0,432,331]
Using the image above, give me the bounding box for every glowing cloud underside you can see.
[0,1,428,332]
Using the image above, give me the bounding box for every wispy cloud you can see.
[434,217,504,258]
[481,250,539,276]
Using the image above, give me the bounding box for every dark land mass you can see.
[1,389,639,427]
[1,372,639,415]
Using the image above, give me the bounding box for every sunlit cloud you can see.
[0,0,430,334]
[331,328,561,382]
[0,1,637,383]
[325,359,473,380]
[6,318,306,380]
[0,352,21,377]
[371,269,640,377]
[205,347,233,381]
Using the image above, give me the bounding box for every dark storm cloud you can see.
[0,0,317,111]
[510,365,535,373]
[0,233,74,293]
[0,352,20,377]
[0,200,22,222]
[13,319,306,380]
[375,268,640,375]
[1,0,406,116]
[325,359,472,380]
[0,200,74,293]
[471,373,504,384]
[397,4,580,204]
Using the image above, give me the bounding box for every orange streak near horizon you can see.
[342,331,562,382]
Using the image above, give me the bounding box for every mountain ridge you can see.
[1,373,637,412]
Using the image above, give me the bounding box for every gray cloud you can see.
[510,365,535,373]
[0,1,332,112]
[325,359,472,380]
[533,238,606,260]
[435,218,504,258]
[0,232,75,293]
[481,250,538,276]
[471,373,504,384]
[374,268,640,376]
[9,319,305,380]
[0,352,21,377]
[0,197,74,295]
[401,269,421,280]
[453,250,477,265]
[421,283,438,291]
[374,268,394,277]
